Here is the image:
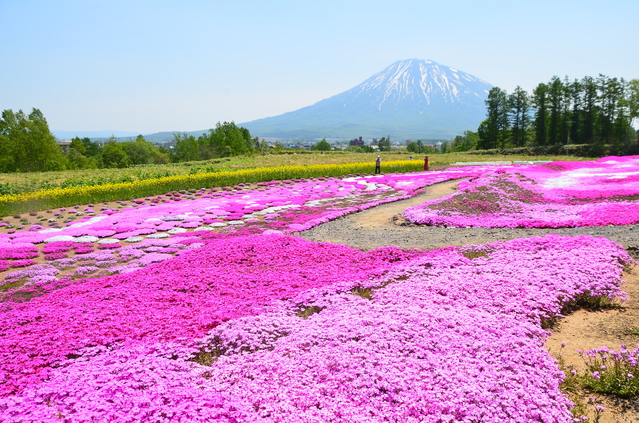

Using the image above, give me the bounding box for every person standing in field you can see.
[424,156,429,171]
[375,156,381,174]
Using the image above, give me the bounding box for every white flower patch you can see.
[193,226,216,231]
[146,233,170,239]
[305,194,358,208]
[356,180,382,191]
[253,205,300,215]
[43,235,77,243]
[74,236,99,243]
[544,168,639,188]
[160,215,188,221]
[124,236,144,243]
[167,228,188,234]
[98,239,121,244]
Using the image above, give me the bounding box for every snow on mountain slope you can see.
[351,59,491,108]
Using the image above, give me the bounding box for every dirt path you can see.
[300,180,639,252]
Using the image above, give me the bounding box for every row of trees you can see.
[477,75,639,151]
[0,109,260,173]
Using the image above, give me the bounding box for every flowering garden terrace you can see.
[1,157,639,422]
[404,155,639,228]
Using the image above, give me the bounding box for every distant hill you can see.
[240,59,493,140]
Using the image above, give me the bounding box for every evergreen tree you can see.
[508,87,530,147]
[532,83,549,146]
[581,76,598,144]
[547,76,565,145]
[628,79,639,130]
[483,87,509,149]
[569,79,583,144]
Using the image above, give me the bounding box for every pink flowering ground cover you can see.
[0,234,401,397]
[1,167,496,293]
[0,233,631,422]
[404,155,639,228]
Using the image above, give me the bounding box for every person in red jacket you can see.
[424,155,429,171]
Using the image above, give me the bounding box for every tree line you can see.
[462,75,639,153]
[0,109,260,173]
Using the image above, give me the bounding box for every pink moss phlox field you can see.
[0,168,491,288]
[0,234,630,422]
[405,156,639,228]
[0,234,397,397]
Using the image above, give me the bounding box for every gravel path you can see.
[299,179,639,255]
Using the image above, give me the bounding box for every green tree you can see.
[508,86,530,147]
[532,83,549,146]
[101,137,131,168]
[377,136,391,151]
[171,132,200,162]
[451,131,478,152]
[200,122,254,158]
[628,79,639,125]
[480,87,509,149]
[70,137,88,155]
[569,79,583,144]
[547,76,566,145]
[121,135,163,165]
[0,108,66,172]
[311,138,331,151]
[67,136,98,169]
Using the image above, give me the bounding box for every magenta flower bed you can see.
[0,161,636,421]
[0,234,630,422]
[0,234,397,397]
[404,155,639,228]
[0,168,493,288]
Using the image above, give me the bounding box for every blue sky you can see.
[1,0,637,135]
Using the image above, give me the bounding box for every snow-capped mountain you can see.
[241,59,493,140]
[345,59,491,110]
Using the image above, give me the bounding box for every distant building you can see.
[349,136,364,147]
[57,139,72,154]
